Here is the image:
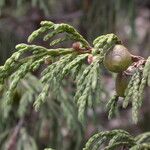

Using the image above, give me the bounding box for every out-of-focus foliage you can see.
[47,129,150,150]
[0,0,80,17]
[0,0,51,16]
[0,29,20,65]
[0,74,84,150]
[83,129,150,150]
[82,0,136,41]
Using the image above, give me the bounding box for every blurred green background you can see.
[0,0,150,150]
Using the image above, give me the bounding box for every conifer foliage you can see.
[83,129,150,150]
[0,21,121,123]
[0,21,150,150]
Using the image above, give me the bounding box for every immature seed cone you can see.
[115,73,130,97]
[104,44,132,73]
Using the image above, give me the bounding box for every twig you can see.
[6,119,24,150]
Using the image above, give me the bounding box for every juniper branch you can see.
[83,130,150,150]
[28,21,90,48]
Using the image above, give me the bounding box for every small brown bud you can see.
[44,57,52,65]
[87,54,97,64]
[72,42,81,50]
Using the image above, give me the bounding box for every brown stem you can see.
[6,119,24,150]
[72,42,92,52]
[131,54,146,68]
[131,54,145,62]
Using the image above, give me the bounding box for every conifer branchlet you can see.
[1,20,150,126]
